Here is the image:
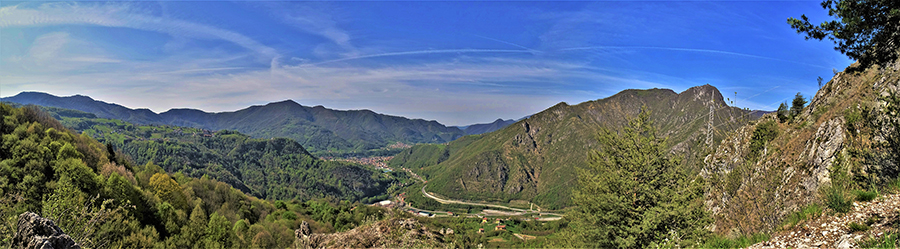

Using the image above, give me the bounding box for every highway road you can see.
[420,185,564,217]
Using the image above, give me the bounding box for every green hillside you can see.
[49,111,406,204]
[390,85,755,209]
[0,103,394,248]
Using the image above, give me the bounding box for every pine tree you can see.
[777,102,790,122]
[570,106,710,248]
[788,0,900,68]
[791,92,807,118]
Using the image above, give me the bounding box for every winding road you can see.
[419,185,564,217]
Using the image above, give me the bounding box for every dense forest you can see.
[29,105,408,204]
[0,103,391,248]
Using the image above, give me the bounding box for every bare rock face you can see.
[800,117,846,192]
[12,212,80,249]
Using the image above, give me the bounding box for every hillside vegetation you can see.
[391,84,756,209]
[0,103,393,248]
[1,94,465,153]
[33,108,405,204]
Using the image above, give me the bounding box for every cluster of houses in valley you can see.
[478,217,508,233]
[324,156,394,172]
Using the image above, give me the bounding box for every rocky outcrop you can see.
[750,193,900,248]
[800,117,846,192]
[295,218,445,249]
[704,58,900,236]
[12,212,80,249]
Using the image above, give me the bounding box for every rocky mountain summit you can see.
[750,193,900,248]
[12,212,79,249]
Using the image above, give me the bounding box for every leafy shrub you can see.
[281,211,297,220]
[824,185,852,213]
[748,120,779,160]
[826,152,853,213]
[725,168,743,197]
[848,221,870,232]
[844,108,864,133]
[854,190,877,202]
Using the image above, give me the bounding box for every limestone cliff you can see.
[703,60,900,235]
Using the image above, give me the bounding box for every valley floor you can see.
[750,194,900,248]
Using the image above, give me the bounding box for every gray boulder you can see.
[12,212,80,249]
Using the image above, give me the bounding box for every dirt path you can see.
[749,193,900,248]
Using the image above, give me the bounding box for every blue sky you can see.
[1,1,852,126]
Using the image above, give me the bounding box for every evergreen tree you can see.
[788,0,900,68]
[570,106,710,248]
[777,102,790,122]
[791,92,807,118]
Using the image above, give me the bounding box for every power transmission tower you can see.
[705,97,715,149]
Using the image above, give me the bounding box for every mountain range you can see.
[17,105,403,203]
[1,92,466,153]
[389,84,758,209]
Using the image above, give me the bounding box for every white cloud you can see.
[8,32,121,72]
[260,2,357,56]
[0,3,279,60]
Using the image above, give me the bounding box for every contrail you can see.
[307,49,535,66]
[561,46,774,60]
[560,46,829,69]
[471,34,542,54]
[742,86,781,103]
[155,67,247,75]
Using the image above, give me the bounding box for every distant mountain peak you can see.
[71,94,95,100]
[269,99,301,106]
[681,84,725,106]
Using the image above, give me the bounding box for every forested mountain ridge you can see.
[2,92,465,153]
[390,84,756,209]
[0,103,396,248]
[17,106,407,204]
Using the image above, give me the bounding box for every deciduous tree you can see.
[570,106,710,248]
